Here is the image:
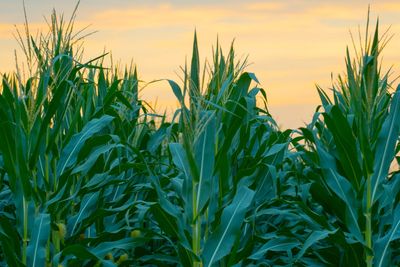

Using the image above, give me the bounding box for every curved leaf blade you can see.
[57,115,114,176]
[374,206,400,267]
[27,213,50,267]
[249,238,299,260]
[194,112,216,212]
[317,146,363,243]
[203,186,255,267]
[371,85,400,204]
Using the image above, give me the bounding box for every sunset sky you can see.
[0,0,399,128]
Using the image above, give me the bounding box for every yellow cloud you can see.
[244,2,288,12]
[0,1,399,128]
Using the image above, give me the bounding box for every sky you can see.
[0,1,399,128]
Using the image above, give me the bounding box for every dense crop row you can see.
[0,8,399,267]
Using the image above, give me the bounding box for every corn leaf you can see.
[26,213,50,267]
[203,186,254,267]
[57,115,114,176]
[194,112,216,213]
[371,85,400,204]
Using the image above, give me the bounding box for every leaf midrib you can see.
[207,191,248,267]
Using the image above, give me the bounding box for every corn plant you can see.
[236,16,400,267]
[132,32,292,267]
[290,19,400,266]
[0,7,158,266]
[1,4,400,267]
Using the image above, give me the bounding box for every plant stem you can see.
[22,196,28,265]
[193,222,202,267]
[366,174,373,267]
[193,184,202,267]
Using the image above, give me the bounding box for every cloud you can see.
[0,0,399,128]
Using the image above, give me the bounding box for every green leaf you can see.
[216,75,233,103]
[67,192,100,236]
[168,80,184,105]
[151,203,181,239]
[30,79,72,168]
[317,86,332,107]
[249,238,299,260]
[371,85,400,204]
[0,121,19,191]
[27,213,50,267]
[203,186,255,267]
[296,230,336,260]
[0,216,23,267]
[170,143,192,182]
[57,115,114,176]
[169,143,193,218]
[374,206,400,267]
[91,238,136,258]
[323,106,362,190]
[59,244,99,261]
[194,112,216,212]
[190,30,200,100]
[230,72,258,102]
[72,143,123,175]
[317,146,363,243]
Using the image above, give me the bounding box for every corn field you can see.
[0,6,399,267]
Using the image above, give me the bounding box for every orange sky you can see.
[0,1,399,128]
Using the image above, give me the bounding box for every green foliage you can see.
[285,18,400,266]
[0,5,399,267]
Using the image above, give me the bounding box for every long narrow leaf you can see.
[27,213,50,267]
[203,186,255,267]
[371,85,400,204]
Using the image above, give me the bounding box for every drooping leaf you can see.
[168,80,184,105]
[249,238,299,260]
[151,203,181,239]
[57,115,114,176]
[295,230,336,260]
